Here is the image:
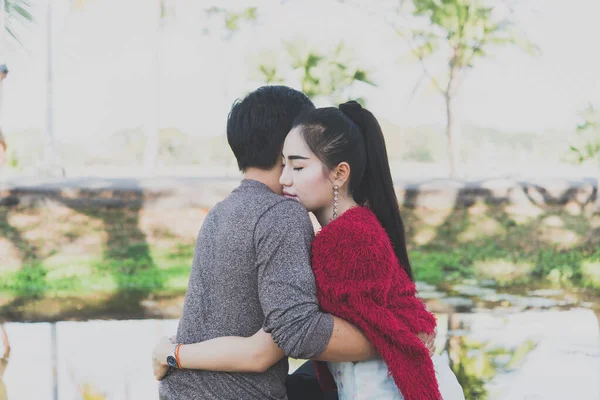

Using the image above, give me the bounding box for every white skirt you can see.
[327,353,465,400]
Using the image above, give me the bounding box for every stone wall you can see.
[1,176,597,211]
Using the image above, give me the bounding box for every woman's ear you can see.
[331,162,351,188]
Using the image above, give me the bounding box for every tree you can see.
[257,41,375,105]
[570,104,600,211]
[142,0,171,173]
[403,0,537,177]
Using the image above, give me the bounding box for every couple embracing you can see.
[152,86,464,400]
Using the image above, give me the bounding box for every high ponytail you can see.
[338,101,413,280]
[293,101,414,281]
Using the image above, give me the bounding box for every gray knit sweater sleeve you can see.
[254,200,334,359]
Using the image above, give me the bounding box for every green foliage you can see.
[410,0,537,77]
[206,6,257,34]
[257,41,375,105]
[570,104,600,163]
[532,247,600,286]
[412,250,468,283]
[257,64,284,84]
[3,0,35,47]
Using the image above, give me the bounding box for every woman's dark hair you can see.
[293,101,413,280]
[227,85,315,171]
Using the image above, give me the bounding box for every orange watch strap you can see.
[175,343,182,368]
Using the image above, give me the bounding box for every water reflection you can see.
[446,313,538,400]
[422,281,600,400]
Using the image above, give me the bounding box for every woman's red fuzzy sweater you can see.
[312,206,441,400]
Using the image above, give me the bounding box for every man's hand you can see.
[417,329,437,357]
[152,336,174,381]
[153,357,170,381]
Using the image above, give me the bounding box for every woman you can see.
[153,102,464,399]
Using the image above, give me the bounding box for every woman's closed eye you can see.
[293,167,304,171]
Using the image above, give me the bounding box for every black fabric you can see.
[286,361,338,400]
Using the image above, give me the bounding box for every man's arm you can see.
[255,200,376,361]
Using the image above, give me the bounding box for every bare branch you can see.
[396,29,446,94]
[407,70,427,104]
[414,53,446,95]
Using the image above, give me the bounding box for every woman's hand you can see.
[152,336,174,381]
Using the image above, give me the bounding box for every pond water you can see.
[2,281,599,399]
[417,281,600,400]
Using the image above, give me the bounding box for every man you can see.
[157,86,434,399]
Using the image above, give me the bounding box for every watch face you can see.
[167,355,178,368]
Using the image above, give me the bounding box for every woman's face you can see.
[280,127,334,213]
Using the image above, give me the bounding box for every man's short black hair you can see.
[227,85,315,171]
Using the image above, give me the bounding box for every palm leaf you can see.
[3,0,35,47]
[5,25,23,47]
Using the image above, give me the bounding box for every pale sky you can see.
[1,0,599,145]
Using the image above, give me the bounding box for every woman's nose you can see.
[279,166,291,187]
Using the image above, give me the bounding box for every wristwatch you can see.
[166,343,179,368]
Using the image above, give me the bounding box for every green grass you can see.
[412,244,600,289]
[0,245,195,298]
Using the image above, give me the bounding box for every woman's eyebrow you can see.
[287,155,310,160]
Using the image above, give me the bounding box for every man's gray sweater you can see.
[159,179,334,399]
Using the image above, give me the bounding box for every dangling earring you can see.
[333,185,339,220]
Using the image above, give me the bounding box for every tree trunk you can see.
[46,1,55,166]
[445,92,459,178]
[143,0,164,174]
[44,0,63,176]
[445,66,460,179]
